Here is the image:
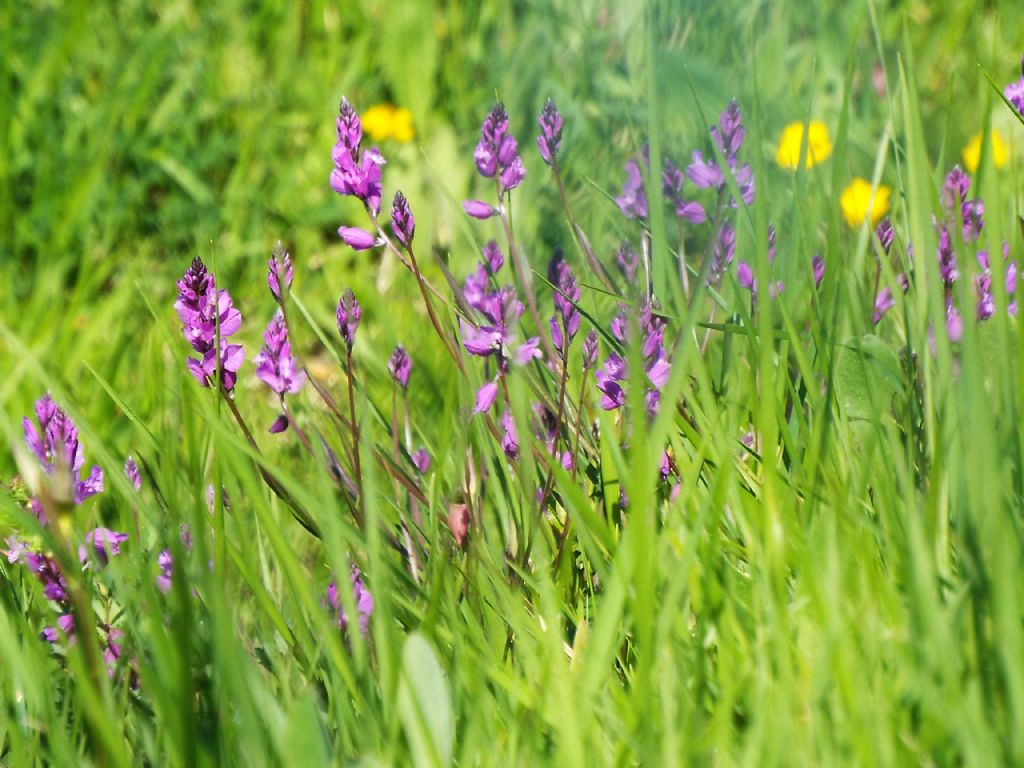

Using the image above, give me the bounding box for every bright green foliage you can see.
[2,1,1024,765]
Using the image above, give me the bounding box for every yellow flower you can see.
[775,121,833,169]
[840,178,891,228]
[361,104,415,143]
[961,129,1009,173]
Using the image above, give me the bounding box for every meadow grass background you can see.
[3,0,1024,765]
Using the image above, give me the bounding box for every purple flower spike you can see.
[338,226,379,250]
[331,100,386,214]
[616,159,649,219]
[946,302,963,342]
[582,329,599,370]
[876,219,895,255]
[156,549,173,594]
[335,98,363,157]
[482,240,504,274]
[475,103,525,192]
[268,241,293,302]
[80,527,128,567]
[675,199,707,224]
[595,354,627,411]
[812,254,825,287]
[390,191,415,247]
[500,409,519,460]
[737,261,755,291]
[336,289,361,350]
[327,566,374,635]
[22,394,104,504]
[124,457,141,491]
[937,227,958,285]
[463,200,500,219]
[942,166,971,210]
[412,448,431,474]
[711,99,745,166]
[536,98,564,167]
[709,222,736,286]
[175,258,244,392]
[615,242,639,283]
[256,312,306,396]
[873,287,895,324]
[474,380,499,414]
[388,345,412,391]
[962,199,984,243]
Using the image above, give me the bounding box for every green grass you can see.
[3,0,1024,765]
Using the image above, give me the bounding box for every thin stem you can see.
[346,348,364,514]
[552,162,619,295]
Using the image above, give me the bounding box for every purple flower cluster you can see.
[330,98,386,215]
[686,99,755,210]
[872,166,1017,339]
[595,302,671,415]
[23,394,104,506]
[459,241,541,414]
[327,566,374,635]
[388,345,412,391]
[268,242,294,302]
[336,288,362,351]
[255,311,307,432]
[549,256,581,353]
[536,98,564,167]
[474,103,525,193]
[174,258,245,392]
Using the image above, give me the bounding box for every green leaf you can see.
[398,633,454,768]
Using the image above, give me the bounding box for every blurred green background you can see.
[0,0,1022,471]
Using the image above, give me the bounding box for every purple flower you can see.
[709,222,736,286]
[687,100,754,206]
[514,337,543,365]
[961,199,984,243]
[338,226,380,250]
[474,103,525,192]
[175,258,245,391]
[335,98,363,157]
[1004,56,1024,114]
[812,254,825,287]
[331,100,385,214]
[499,409,519,460]
[595,353,627,410]
[616,159,649,219]
[946,301,963,342]
[123,457,141,491]
[711,99,745,166]
[474,380,499,414]
[255,312,306,396]
[615,242,639,283]
[873,287,895,324]
[336,289,361,350]
[22,394,104,504]
[937,227,958,285]
[942,166,971,210]
[79,527,129,567]
[327,566,374,635]
[412,448,431,474]
[550,259,581,348]
[23,550,68,603]
[976,271,995,320]
[390,191,415,247]
[482,240,504,274]
[157,549,173,594]
[536,98,564,167]
[676,199,707,224]
[388,345,412,391]
[737,261,755,291]
[686,150,725,189]
[876,219,895,255]
[582,329,599,370]
[463,200,500,220]
[268,242,293,302]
